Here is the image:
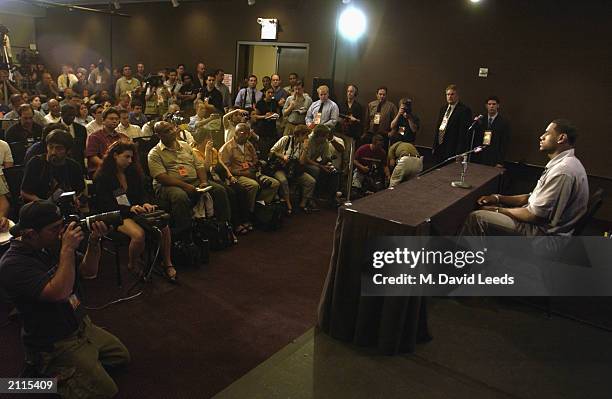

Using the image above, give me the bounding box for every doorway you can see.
[235,41,309,93]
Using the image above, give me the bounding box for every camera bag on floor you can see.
[171,238,205,267]
[253,201,284,231]
[193,218,234,251]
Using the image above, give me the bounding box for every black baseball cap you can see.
[9,201,63,237]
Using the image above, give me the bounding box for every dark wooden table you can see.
[317,162,503,354]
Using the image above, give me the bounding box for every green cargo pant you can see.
[27,316,130,399]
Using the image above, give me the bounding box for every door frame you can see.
[234,41,309,92]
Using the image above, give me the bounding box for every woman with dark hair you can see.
[94,140,177,282]
[30,95,43,113]
[75,103,93,126]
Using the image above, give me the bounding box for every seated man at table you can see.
[388,140,422,187]
[219,123,279,214]
[148,121,210,238]
[21,129,85,203]
[464,119,588,236]
[352,134,390,193]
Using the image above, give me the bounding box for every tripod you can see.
[1,31,14,80]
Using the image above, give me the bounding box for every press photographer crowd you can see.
[0,38,590,396]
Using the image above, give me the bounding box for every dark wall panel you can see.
[35,0,612,177]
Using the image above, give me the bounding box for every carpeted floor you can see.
[0,208,338,398]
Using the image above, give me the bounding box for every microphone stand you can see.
[448,118,482,188]
[467,119,479,163]
[451,146,489,189]
[418,146,488,189]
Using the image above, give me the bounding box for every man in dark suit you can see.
[60,104,87,174]
[431,84,472,164]
[472,96,510,168]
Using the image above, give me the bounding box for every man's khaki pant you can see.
[389,156,423,187]
[462,210,520,236]
[273,170,316,203]
[27,316,130,399]
[237,175,280,212]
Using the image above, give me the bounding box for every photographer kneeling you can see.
[94,140,177,282]
[0,201,130,398]
[352,134,390,193]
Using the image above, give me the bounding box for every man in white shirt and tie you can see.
[305,85,339,131]
[234,75,262,112]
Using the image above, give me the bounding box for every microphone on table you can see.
[418,145,488,181]
[467,115,484,132]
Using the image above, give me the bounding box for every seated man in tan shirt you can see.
[148,121,209,237]
[219,123,279,213]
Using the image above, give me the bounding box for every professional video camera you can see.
[57,191,123,233]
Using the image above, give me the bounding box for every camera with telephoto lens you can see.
[402,101,412,116]
[65,212,123,234]
[255,171,272,188]
[254,160,272,188]
[57,191,123,233]
[326,162,338,174]
[164,111,189,126]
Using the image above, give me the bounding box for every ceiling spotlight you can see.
[113,0,120,9]
[338,7,367,41]
[470,0,482,3]
[342,0,352,3]
[248,0,256,5]
[171,0,180,7]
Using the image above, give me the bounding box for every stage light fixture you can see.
[248,0,256,5]
[338,7,366,41]
[470,0,482,3]
[171,0,180,7]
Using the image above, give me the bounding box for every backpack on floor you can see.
[253,201,284,231]
[193,218,234,250]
